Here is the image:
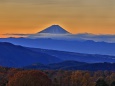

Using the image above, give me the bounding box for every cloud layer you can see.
[6,33,115,43]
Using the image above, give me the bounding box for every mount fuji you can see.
[28,25,72,39]
[39,25,70,34]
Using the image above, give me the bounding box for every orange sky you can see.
[0,0,115,37]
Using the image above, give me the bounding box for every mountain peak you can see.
[38,25,70,34]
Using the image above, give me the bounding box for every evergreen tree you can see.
[111,81,115,86]
[95,79,109,86]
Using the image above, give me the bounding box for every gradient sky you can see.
[0,0,115,37]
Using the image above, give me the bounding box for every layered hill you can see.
[0,42,61,67]
[0,42,115,69]
[30,47,115,63]
[0,38,115,55]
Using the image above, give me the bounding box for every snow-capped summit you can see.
[38,25,70,34]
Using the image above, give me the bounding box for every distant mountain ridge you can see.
[0,38,115,55]
[24,61,115,71]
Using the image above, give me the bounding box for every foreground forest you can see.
[0,66,115,86]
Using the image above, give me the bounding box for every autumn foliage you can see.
[7,70,52,86]
[0,66,115,86]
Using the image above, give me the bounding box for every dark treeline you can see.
[45,70,115,86]
[0,66,115,86]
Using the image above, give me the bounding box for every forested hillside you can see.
[0,66,115,86]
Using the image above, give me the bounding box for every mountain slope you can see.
[0,42,62,67]
[30,48,115,63]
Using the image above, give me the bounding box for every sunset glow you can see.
[0,0,115,37]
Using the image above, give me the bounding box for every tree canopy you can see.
[7,70,52,86]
